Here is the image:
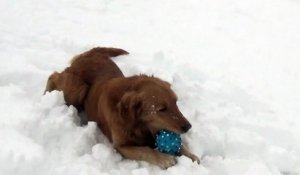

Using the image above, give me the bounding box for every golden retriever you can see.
[45,47,200,169]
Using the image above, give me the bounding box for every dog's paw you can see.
[189,154,200,164]
[156,154,177,169]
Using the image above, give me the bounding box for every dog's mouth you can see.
[145,118,192,136]
[148,126,187,136]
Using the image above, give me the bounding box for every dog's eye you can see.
[158,106,167,112]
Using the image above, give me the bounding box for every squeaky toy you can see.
[155,130,182,156]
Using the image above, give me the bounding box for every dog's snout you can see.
[181,123,192,133]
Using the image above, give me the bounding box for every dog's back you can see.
[69,47,128,85]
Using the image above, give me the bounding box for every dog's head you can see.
[118,76,191,135]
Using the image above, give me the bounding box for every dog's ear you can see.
[117,91,143,120]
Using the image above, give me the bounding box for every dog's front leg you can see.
[180,145,200,164]
[116,146,177,169]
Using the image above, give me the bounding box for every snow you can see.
[1,0,300,174]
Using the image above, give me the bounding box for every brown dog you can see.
[45,47,200,169]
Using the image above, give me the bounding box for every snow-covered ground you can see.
[1,0,300,174]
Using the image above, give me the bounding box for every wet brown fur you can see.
[45,47,200,169]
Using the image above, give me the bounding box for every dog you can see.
[45,47,200,169]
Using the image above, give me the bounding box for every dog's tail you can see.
[71,47,129,64]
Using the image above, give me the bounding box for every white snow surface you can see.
[1,0,300,174]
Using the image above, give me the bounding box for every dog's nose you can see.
[181,123,192,133]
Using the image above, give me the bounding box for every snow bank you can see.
[1,0,300,174]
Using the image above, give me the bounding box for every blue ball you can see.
[155,130,182,156]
